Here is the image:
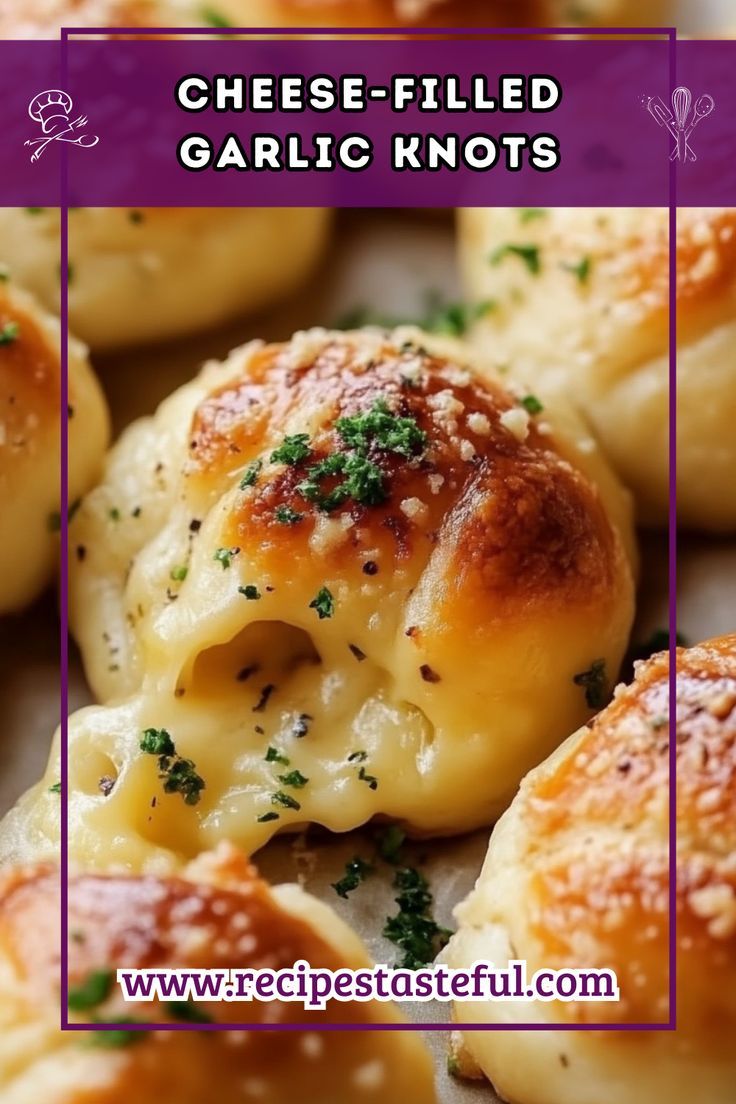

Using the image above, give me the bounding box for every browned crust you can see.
[189,334,619,622]
[519,635,736,1031]
[0,284,60,461]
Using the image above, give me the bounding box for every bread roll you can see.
[458,207,736,531]
[0,841,436,1103]
[0,279,109,614]
[0,207,332,353]
[0,326,626,868]
[444,634,736,1104]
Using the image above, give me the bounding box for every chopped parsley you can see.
[336,399,427,458]
[519,207,547,223]
[447,1056,461,1077]
[488,243,541,275]
[108,507,120,522]
[257,811,280,822]
[25,207,44,215]
[347,750,368,763]
[85,1019,148,1048]
[265,746,290,765]
[200,5,232,26]
[239,459,262,488]
[170,565,188,582]
[573,659,608,709]
[0,321,20,346]
[561,256,592,284]
[375,824,406,865]
[383,867,452,969]
[278,769,309,789]
[309,586,334,619]
[68,969,113,1011]
[166,1001,213,1024]
[297,450,386,512]
[270,433,312,466]
[274,505,304,525]
[332,857,373,899]
[271,790,301,811]
[520,394,544,415]
[128,210,144,225]
[214,546,239,569]
[238,584,261,600]
[139,728,205,806]
[49,781,62,794]
[421,298,496,337]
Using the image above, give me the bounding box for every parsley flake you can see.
[0,321,20,345]
[214,546,239,569]
[332,856,373,899]
[520,394,544,415]
[271,434,312,466]
[139,728,204,806]
[265,746,290,765]
[309,586,334,619]
[271,790,301,811]
[274,505,304,525]
[239,459,262,488]
[489,243,541,275]
[68,969,114,1011]
[238,584,261,600]
[383,867,451,969]
[561,256,592,284]
[573,659,608,709]
[170,565,188,582]
[278,769,309,789]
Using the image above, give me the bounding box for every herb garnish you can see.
[278,769,309,789]
[200,5,232,27]
[0,321,20,345]
[520,394,544,415]
[519,207,547,223]
[265,746,290,765]
[238,584,261,600]
[336,399,427,458]
[271,434,312,466]
[86,1019,148,1048]
[561,256,592,284]
[573,659,608,709]
[309,586,334,619]
[68,969,114,1011]
[214,546,239,569]
[139,728,205,806]
[166,1001,213,1024]
[332,857,373,899]
[49,781,62,794]
[358,766,379,790]
[274,505,304,525]
[170,565,188,582]
[239,459,262,488]
[270,790,301,811]
[488,243,541,275]
[383,867,452,969]
[257,811,280,822]
[375,824,406,865]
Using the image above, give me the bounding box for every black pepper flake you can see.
[236,664,259,682]
[189,518,201,533]
[420,664,440,683]
[253,684,276,713]
[292,713,312,738]
[349,643,366,662]
[362,560,379,576]
[254,725,264,735]
[76,545,86,562]
[616,759,631,774]
[174,687,186,698]
[98,776,116,796]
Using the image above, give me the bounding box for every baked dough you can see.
[2,326,628,868]
[0,207,332,353]
[0,0,664,37]
[0,279,109,614]
[458,207,736,531]
[0,841,436,1103]
[444,634,736,1104]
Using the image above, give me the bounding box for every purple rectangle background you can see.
[55,26,681,1034]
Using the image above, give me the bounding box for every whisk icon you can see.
[645,86,714,163]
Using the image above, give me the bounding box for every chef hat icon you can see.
[28,90,74,133]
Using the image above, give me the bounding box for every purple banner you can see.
[1,37,733,206]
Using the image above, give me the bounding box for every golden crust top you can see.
[506,635,736,1030]
[190,331,619,625]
